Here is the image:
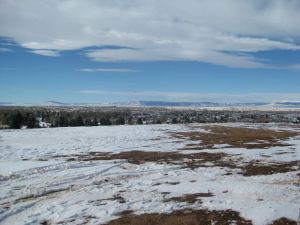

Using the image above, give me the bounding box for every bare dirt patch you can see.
[40,220,51,225]
[172,126,298,150]
[14,188,69,203]
[268,217,297,225]
[164,192,214,204]
[105,209,253,225]
[240,160,299,176]
[89,194,126,206]
[51,125,300,178]
[56,215,97,225]
[65,150,227,166]
[63,150,299,176]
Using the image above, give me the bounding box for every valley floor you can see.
[0,123,299,225]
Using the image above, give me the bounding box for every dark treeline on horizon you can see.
[0,106,299,129]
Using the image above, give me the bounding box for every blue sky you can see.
[1,0,300,104]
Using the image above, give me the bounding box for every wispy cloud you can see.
[1,0,300,68]
[0,47,12,52]
[30,49,60,57]
[290,64,300,71]
[77,68,140,73]
[80,90,300,102]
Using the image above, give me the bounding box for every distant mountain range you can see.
[136,101,268,107]
[1,100,300,109]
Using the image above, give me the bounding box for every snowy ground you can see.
[0,123,299,225]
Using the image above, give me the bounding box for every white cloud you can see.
[77,68,140,73]
[290,64,300,71]
[30,49,60,57]
[80,90,300,102]
[86,48,267,68]
[0,0,300,67]
[0,47,12,52]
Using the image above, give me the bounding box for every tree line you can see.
[0,107,132,129]
[0,106,299,129]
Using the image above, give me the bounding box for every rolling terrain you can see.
[0,123,299,224]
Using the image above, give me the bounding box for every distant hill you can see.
[1,100,300,109]
[136,101,268,108]
[272,101,300,108]
[44,101,70,106]
[0,102,13,106]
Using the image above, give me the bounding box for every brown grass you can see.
[172,126,298,150]
[268,217,297,225]
[105,209,253,225]
[56,215,97,225]
[240,160,299,176]
[66,150,227,166]
[89,194,126,206]
[64,150,299,176]
[14,188,69,203]
[43,213,298,225]
[164,192,214,204]
[51,126,300,177]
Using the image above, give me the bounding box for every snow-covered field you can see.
[0,123,299,225]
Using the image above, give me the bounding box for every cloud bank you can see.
[30,49,60,57]
[77,68,140,73]
[1,0,300,67]
[80,90,300,103]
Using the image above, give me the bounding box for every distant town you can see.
[0,104,300,129]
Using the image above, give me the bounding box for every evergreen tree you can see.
[26,114,36,128]
[59,116,67,127]
[10,112,24,129]
[116,117,125,125]
[171,118,177,124]
[127,116,134,125]
[92,117,98,126]
[75,115,84,126]
[100,117,112,126]
[155,119,162,124]
[137,117,143,125]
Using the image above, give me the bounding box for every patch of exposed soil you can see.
[105,209,253,225]
[268,217,297,225]
[56,215,97,225]
[164,192,214,204]
[172,126,298,150]
[65,150,227,166]
[104,194,126,204]
[49,126,300,178]
[15,188,69,203]
[63,150,299,176]
[89,194,126,206]
[240,160,299,176]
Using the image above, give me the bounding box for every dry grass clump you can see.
[42,213,298,225]
[89,195,126,206]
[105,209,252,225]
[66,150,228,166]
[52,125,300,178]
[172,126,298,150]
[15,188,69,203]
[240,160,299,176]
[268,217,297,225]
[164,192,214,204]
[64,150,299,176]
